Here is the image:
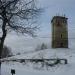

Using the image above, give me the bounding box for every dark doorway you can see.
[60,43,63,47]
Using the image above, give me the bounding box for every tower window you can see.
[57,22,60,26]
[61,34,62,38]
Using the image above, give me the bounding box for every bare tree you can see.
[0,0,41,72]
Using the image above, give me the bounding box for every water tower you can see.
[51,16,68,48]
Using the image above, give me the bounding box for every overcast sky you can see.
[5,0,75,38]
[37,0,75,38]
[4,0,75,53]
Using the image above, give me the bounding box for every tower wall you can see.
[51,16,68,48]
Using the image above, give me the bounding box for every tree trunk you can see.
[0,29,7,75]
[0,18,7,75]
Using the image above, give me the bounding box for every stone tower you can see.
[51,16,68,48]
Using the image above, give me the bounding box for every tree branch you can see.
[0,17,2,19]
[5,0,19,8]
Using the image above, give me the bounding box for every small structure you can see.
[11,69,15,75]
[51,16,68,48]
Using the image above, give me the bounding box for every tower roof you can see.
[51,16,68,23]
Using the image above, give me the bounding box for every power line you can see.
[35,36,75,39]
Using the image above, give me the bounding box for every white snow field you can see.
[1,48,75,75]
[1,33,75,75]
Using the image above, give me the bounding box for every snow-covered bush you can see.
[35,43,48,51]
[16,52,21,55]
[1,45,13,58]
[20,59,25,63]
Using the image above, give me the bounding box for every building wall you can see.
[51,16,68,48]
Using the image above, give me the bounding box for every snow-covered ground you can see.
[1,48,75,75]
[1,32,75,75]
[2,62,75,75]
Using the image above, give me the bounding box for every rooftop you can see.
[51,16,68,23]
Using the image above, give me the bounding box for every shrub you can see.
[1,45,13,58]
[35,43,48,51]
